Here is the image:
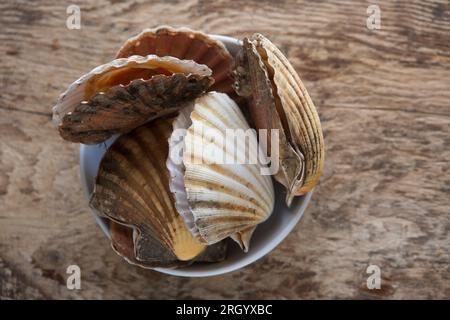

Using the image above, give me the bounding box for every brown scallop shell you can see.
[115,25,234,96]
[109,221,189,268]
[53,55,213,144]
[90,117,206,264]
[234,34,324,205]
[109,221,228,268]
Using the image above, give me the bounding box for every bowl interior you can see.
[79,34,312,277]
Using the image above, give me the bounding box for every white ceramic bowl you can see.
[79,34,313,277]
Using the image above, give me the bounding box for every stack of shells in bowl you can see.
[52,26,324,269]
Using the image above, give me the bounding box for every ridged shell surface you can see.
[251,33,324,195]
[234,37,305,206]
[166,103,199,239]
[53,55,213,144]
[90,118,206,263]
[109,220,228,268]
[109,220,189,268]
[116,25,234,96]
[167,92,275,251]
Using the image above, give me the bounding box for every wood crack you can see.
[325,105,450,118]
[0,105,52,118]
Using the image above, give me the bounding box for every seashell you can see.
[53,55,214,144]
[89,117,206,264]
[167,92,275,252]
[109,220,188,268]
[233,33,324,205]
[109,220,228,268]
[115,25,235,96]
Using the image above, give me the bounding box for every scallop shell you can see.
[89,117,206,263]
[109,220,188,268]
[53,54,214,144]
[116,25,234,96]
[167,92,275,251]
[109,220,228,268]
[234,39,305,206]
[234,33,324,205]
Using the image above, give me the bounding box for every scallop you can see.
[233,33,324,205]
[116,25,234,96]
[167,92,275,251]
[109,221,228,268]
[53,55,213,144]
[89,117,206,264]
[109,220,188,268]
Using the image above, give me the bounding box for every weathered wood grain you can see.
[1,0,449,299]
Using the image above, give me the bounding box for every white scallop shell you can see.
[167,92,275,251]
[166,102,198,238]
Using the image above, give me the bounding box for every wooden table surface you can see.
[1,0,449,299]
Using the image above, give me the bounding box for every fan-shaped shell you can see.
[115,25,234,96]
[167,92,275,251]
[234,33,324,204]
[53,55,213,144]
[90,117,206,263]
[234,38,305,206]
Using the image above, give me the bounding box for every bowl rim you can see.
[79,33,313,277]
